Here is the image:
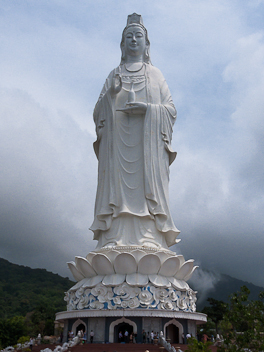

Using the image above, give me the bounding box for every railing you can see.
[159,332,183,352]
[1,341,33,352]
[40,336,81,352]
[1,337,81,352]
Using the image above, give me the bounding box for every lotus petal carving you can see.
[75,256,96,277]
[158,256,181,276]
[92,254,114,275]
[82,275,104,288]
[69,278,87,291]
[86,252,96,262]
[184,265,198,281]
[67,247,196,291]
[103,249,120,263]
[176,255,185,267]
[149,274,171,287]
[67,261,85,281]
[130,249,146,262]
[126,273,148,286]
[175,259,194,280]
[114,253,137,274]
[102,274,126,286]
[155,251,175,263]
[168,277,189,290]
[138,254,161,274]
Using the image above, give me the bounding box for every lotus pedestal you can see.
[56,246,207,343]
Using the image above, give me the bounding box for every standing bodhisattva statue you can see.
[64,13,199,317]
[90,13,180,250]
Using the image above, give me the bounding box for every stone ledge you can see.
[56,308,207,323]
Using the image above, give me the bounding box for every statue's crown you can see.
[127,13,144,26]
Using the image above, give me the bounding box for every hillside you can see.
[191,270,264,311]
[0,258,73,319]
[0,258,263,317]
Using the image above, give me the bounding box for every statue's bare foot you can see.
[103,242,116,248]
[142,242,160,249]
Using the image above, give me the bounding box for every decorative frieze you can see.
[64,282,197,312]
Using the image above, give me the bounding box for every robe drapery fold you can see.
[91,64,180,248]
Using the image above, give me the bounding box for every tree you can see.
[202,297,228,333]
[186,337,212,352]
[220,285,264,352]
[17,336,30,352]
[0,316,27,348]
[29,299,57,336]
[197,318,216,342]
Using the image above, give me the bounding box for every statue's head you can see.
[120,13,151,64]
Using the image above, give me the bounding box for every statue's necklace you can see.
[124,63,144,73]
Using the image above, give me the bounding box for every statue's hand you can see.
[110,74,122,96]
[120,102,147,114]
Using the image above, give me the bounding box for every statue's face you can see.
[124,25,146,57]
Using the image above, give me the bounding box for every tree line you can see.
[193,286,264,351]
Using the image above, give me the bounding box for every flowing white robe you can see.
[90,63,180,249]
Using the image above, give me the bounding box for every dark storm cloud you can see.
[0,88,97,277]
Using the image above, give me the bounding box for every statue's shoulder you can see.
[103,67,119,87]
[107,68,118,78]
[146,64,165,82]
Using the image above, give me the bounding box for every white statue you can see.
[65,13,198,316]
[90,13,180,250]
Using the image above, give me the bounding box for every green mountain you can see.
[192,270,264,311]
[0,258,73,319]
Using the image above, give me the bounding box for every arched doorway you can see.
[71,319,87,338]
[109,317,137,343]
[75,323,86,337]
[166,324,179,343]
[164,319,183,344]
[114,322,133,343]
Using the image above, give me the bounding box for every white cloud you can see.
[189,268,221,305]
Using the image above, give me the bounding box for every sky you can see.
[1,0,264,291]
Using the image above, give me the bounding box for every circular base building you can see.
[56,308,206,344]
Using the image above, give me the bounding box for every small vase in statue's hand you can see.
[110,73,122,96]
[127,81,135,104]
